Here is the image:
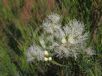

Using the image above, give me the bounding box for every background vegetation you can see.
[0,0,102,76]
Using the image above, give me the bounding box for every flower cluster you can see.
[26,13,95,62]
[26,44,44,62]
[26,44,52,62]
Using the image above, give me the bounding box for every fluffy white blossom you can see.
[51,41,81,58]
[42,13,65,40]
[63,19,88,44]
[53,44,70,58]
[26,44,44,62]
[42,14,89,58]
[42,13,61,34]
[26,13,93,61]
[47,13,61,24]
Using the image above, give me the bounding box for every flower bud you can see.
[48,57,52,61]
[44,57,48,61]
[44,50,49,56]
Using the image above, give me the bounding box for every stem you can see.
[50,60,68,67]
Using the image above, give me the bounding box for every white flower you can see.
[63,19,88,45]
[26,14,91,61]
[53,26,65,39]
[42,15,89,59]
[47,13,61,24]
[54,44,70,58]
[42,13,65,40]
[61,37,67,44]
[42,21,54,34]
[26,44,44,62]
[52,19,88,58]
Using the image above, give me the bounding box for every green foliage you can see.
[0,43,17,76]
